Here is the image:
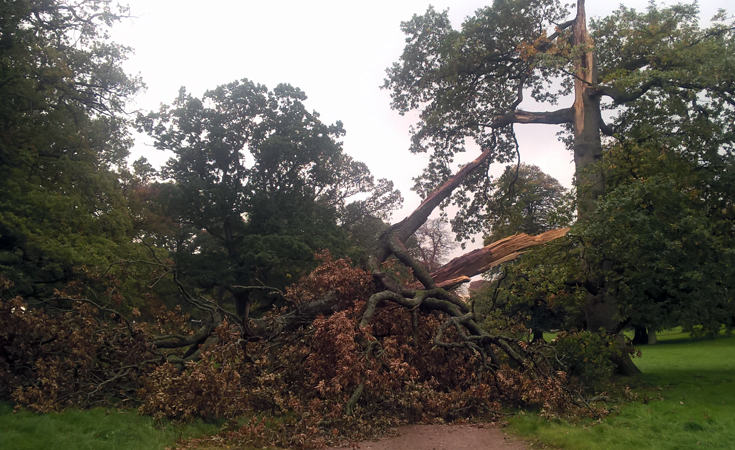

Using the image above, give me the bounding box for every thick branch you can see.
[374,146,496,263]
[153,322,212,349]
[485,108,574,128]
[430,228,570,286]
[548,19,576,42]
[593,80,657,104]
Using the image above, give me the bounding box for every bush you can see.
[553,331,617,390]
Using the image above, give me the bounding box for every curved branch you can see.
[600,118,615,136]
[153,322,213,349]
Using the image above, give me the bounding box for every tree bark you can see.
[571,0,604,217]
[571,0,640,375]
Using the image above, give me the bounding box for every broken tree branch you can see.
[430,228,570,286]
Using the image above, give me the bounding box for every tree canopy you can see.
[479,163,573,244]
[0,0,144,298]
[137,80,403,316]
[383,0,735,366]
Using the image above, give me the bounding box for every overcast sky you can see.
[112,0,731,232]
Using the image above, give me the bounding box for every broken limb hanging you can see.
[430,228,570,288]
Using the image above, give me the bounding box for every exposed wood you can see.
[485,107,574,128]
[430,228,570,286]
[374,147,495,264]
[435,275,471,290]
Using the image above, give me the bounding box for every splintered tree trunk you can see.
[571,0,639,375]
[430,228,570,288]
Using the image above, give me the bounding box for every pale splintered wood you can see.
[432,228,570,287]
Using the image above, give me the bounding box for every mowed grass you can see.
[0,403,222,450]
[508,329,735,450]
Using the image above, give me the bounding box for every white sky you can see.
[112,0,730,234]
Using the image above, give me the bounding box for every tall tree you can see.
[138,80,402,318]
[384,0,734,372]
[408,218,457,272]
[0,0,143,298]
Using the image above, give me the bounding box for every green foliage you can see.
[0,0,144,298]
[553,331,617,391]
[578,25,735,331]
[479,163,574,244]
[138,80,402,310]
[577,2,735,334]
[581,172,735,334]
[384,0,569,153]
[473,236,586,337]
[383,0,572,236]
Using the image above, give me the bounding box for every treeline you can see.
[2,1,735,448]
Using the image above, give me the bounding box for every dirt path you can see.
[329,424,528,450]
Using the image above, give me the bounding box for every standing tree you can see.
[383,0,735,373]
[0,0,144,298]
[138,80,402,319]
[480,163,573,244]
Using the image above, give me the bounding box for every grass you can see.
[507,329,735,450]
[0,403,222,450]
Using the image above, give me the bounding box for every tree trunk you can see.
[633,326,649,345]
[571,0,640,375]
[647,329,657,345]
[532,329,545,342]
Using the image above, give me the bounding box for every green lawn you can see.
[508,330,735,450]
[0,403,221,450]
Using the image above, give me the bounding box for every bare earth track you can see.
[329,424,528,450]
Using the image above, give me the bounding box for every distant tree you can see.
[479,163,573,245]
[138,80,402,317]
[408,218,457,272]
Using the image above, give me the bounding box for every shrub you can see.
[553,331,617,390]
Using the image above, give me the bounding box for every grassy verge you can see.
[0,403,222,450]
[507,330,735,450]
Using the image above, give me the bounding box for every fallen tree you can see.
[0,3,602,446]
